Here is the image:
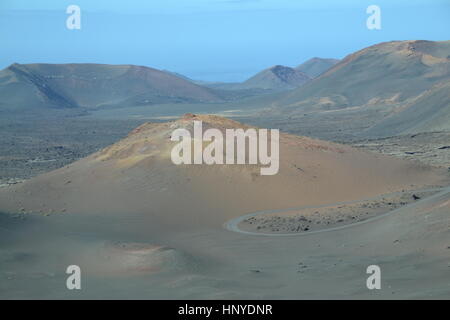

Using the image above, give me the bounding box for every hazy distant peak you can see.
[295,57,340,78]
[268,65,309,79]
[239,65,311,90]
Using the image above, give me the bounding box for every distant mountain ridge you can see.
[206,65,312,92]
[0,63,223,110]
[239,65,311,90]
[163,57,340,93]
[281,40,450,109]
[295,57,340,78]
[271,40,450,136]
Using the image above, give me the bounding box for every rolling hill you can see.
[0,114,445,223]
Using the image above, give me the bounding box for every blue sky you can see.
[1,0,449,82]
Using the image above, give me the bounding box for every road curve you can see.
[224,186,449,237]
